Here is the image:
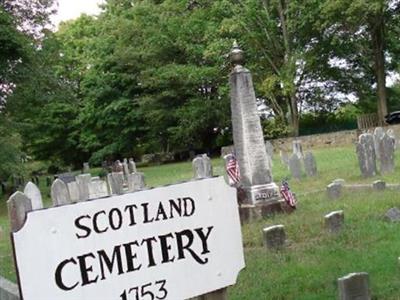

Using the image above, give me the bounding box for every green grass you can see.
[1,146,400,299]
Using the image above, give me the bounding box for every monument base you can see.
[239,200,295,224]
[243,182,281,205]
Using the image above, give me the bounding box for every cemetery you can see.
[2,0,400,299]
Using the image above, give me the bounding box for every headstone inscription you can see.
[10,177,245,300]
[337,272,371,300]
[229,42,280,205]
[356,133,377,177]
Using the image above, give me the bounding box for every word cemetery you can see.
[11,177,245,300]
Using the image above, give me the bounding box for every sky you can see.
[51,0,104,27]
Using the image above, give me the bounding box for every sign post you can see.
[11,177,245,300]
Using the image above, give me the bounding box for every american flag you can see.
[225,154,240,186]
[280,180,297,208]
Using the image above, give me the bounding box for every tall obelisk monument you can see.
[229,42,280,205]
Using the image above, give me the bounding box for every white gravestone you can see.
[192,154,213,179]
[356,133,377,178]
[11,177,245,300]
[127,172,146,192]
[24,182,43,210]
[67,182,80,202]
[292,140,303,159]
[128,158,137,173]
[76,174,91,202]
[88,178,109,199]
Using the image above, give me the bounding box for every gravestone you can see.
[122,158,130,178]
[229,42,280,205]
[88,178,109,199]
[265,140,274,168]
[127,172,146,192]
[263,225,286,250]
[384,207,400,222]
[192,154,213,179]
[280,150,289,167]
[338,272,371,300]
[289,154,302,180]
[333,178,346,186]
[292,140,303,159]
[67,181,80,202]
[76,174,91,201]
[56,172,76,184]
[107,172,124,195]
[51,179,71,206]
[23,182,43,210]
[327,182,342,199]
[378,133,395,174]
[304,152,317,177]
[373,127,385,162]
[112,160,123,173]
[372,180,386,191]
[83,162,90,173]
[356,133,377,177]
[325,210,344,233]
[128,158,137,173]
[387,129,397,149]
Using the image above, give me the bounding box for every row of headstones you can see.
[279,141,318,180]
[0,176,40,195]
[327,179,389,199]
[357,128,396,177]
[263,213,371,299]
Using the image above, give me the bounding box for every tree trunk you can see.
[289,94,299,136]
[371,14,387,125]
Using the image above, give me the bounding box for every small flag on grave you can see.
[280,180,297,208]
[226,154,240,186]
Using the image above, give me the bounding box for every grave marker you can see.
[229,42,280,205]
[108,172,124,195]
[128,158,137,173]
[263,225,286,250]
[76,174,91,201]
[327,182,342,199]
[338,272,371,300]
[192,154,213,179]
[292,140,303,159]
[378,133,395,174]
[325,210,344,233]
[23,182,43,210]
[289,154,302,180]
[127,172,146,192]
[51,179,71,206]
[303,152,317,177]
[356,133,377,177]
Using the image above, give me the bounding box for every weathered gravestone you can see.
[123,158,130,178]
[112,160,124,173]
[327,182,342,199]
[292,140,303,159]
[107,172,124,195]
[356,133,377,177]
[289,154,302,180]
[67,181,80,202]
[338,272,371,300]
[88,178,109,199]
[128,158,137,173]
[76,174,91,201]
[280,150,289,167]
[229,42,280,205]
[192,154,213,179]
[378,133,395,174]
[303,152,317,177]
[83,162,90,173]
[373,127,385,162]
[9,177,245,300]
[372,180,386,191]
[324,210,344,233]
[384,207,400,222]
[263,225,286,250]
[23,182,43,210]
[265,140,274,168]
[127,172,146,192]
[51,179,71,206]
[56,172,76,184]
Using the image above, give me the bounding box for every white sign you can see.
[13,177,245,300]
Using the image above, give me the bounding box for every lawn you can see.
[1,146,400,299]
